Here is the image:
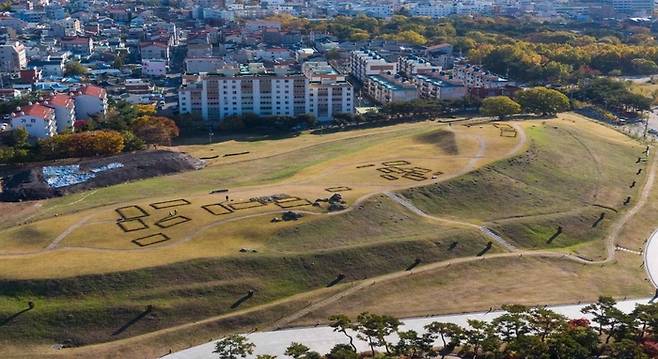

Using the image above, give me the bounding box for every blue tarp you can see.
[42,162,124,188]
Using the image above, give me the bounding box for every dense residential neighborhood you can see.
[5,0,658,358]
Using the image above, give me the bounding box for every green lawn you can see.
[401,123,642,223]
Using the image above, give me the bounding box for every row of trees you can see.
[268,14,658,83]
[480,87,571,119]
[212,297,658,359]
[219,112,317,132]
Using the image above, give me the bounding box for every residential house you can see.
[44,94,76,133]
[60,36,94,55]
[10,103,57,138]
[74,84,107,119]
[0,41,27,72]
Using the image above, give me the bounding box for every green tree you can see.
[120,130,145,152]
[284,342,310,359]
[256,355,277,359]
[516,87,570,116]
[355,312,401,356]
[327,344,357,359]
[394,330,436,359]
[480,96,521,119]
[608,338,649,359]
[212,335,255,359]
[424,322,463,358]
[65,61,89,76]
[581,296,618,336]
[329,315,357,351]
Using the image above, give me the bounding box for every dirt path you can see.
[46,215,94,250]
[384,191,518,252]
[270,140,657,328]
[602,148,657,262]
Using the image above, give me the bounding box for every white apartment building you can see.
[349,50,398,82]
[410,0,493,18]
[10,103,57,138]
[398,56,441,78]
[179,63,354,122]
[303,62,353,121]
[0,41,27,73]
[365,74,418,104]
[74,84,108,120]
[453,63,513,89]
[44,94,76,133]
[414,74,467,101]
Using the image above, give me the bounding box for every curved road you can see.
[165,297,652,359]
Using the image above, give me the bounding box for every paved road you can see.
[165,298,652,359]
[644,229,658,288]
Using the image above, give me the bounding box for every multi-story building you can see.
[609,0,654,16]
[185,57,230,74]
[410,2,454,18]
[44,94,76,133]
[0,41,27,73]
[414,74,467,101]
[179,64,306,122]
[302,62,354,121]
[142,59,167,77]
[140,41,170,65]
[365,74,418,104]
[60,36,94,55]
[74,84,108,120]
[45,4,66,20]
[398,55,441,78]
[179,62,355,122]
[349,50,398,82]
[10,103,57,138]
[62,18,82,37]
[453,63,513,89]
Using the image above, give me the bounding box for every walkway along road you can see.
[165,298,653,359]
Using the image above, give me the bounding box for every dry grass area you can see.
[0,121,519,278]
[0,113,653,357]
[290,255,652,326]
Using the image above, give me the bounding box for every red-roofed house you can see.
[74,84,107,119]
[10,103,57,138]
[44,94,76,133]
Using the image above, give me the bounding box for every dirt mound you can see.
[1,151,205,202]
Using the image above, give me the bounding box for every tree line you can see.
[0,101,180,164]
[266,14,658,83]
[211,296,658,359]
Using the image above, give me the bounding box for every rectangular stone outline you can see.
[155,215,191,229]
[132,233,171,247]
[116,205,149,220]
[149,199,191,209]
[202,203,234,216]
[116,218,149,233]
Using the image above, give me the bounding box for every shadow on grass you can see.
[592,213,605,228]
[231,291,254,309]
[327,274,346,287]
[0,306,32,327]
[406,258,422,271]
[476,242,493,257]
[111,305,152,336]
[547,226,563,244]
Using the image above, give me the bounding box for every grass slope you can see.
[401,119,643,255]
